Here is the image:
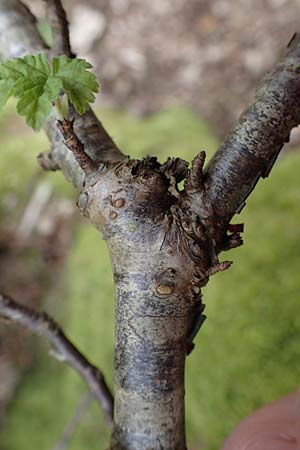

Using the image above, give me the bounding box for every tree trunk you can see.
[81,158,210,450]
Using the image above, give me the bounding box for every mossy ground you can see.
[0,104,299,450]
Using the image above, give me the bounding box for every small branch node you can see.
[37,150,60,171]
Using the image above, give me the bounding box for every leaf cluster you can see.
[0,54,99,130]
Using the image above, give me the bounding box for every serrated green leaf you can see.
[0,54,50,80]
[0,53,99,130]
[52,55,99,115]
[16,76,62,130]
[0,79,15,109]
[0,54,61,130]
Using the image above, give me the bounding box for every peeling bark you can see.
[1,1,300,450]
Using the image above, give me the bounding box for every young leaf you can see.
[16,76,63,130]
[0,53,99,130]
[0,54,61,130]
[0,55,49,110]
[52,56,99,115]
[0,79,14,109]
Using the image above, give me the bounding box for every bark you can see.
[1,2,300,449]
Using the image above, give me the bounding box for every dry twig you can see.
[0,294,114,424]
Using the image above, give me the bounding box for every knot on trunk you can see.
[155,268,177,298]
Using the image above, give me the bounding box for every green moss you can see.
[1,107,300,450]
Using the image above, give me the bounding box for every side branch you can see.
[203,33,300,224]
[0,294,114,424]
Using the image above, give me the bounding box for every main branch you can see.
[201,34,300,234]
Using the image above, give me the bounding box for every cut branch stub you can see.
[185,150,206,193]
[37,149,60,171]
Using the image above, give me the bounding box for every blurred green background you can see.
[0,102,300,450]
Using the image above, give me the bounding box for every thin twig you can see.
[53,391,93,450]
[0,294,114,424]
[44,0,74,57]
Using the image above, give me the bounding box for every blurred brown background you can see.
[31,0,300,137]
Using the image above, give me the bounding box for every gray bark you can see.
[1,1,300,449]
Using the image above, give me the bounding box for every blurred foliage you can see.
[0,104,299,450]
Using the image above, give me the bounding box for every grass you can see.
[0,104,300,450]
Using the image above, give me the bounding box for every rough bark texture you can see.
[1,1,300,449]
[79,157,211,449]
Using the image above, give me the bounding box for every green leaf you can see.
[52,55,99,115]
[0,79,14,109]
[0,54,61,130]
[16,76,62,130]
[0,53,99,130]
